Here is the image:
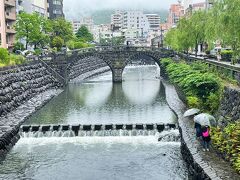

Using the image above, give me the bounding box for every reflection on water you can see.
[25,65,176,125]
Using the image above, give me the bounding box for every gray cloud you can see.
[63,0,204,20]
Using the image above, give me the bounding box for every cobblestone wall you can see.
[0,62,60,117]
[219,86,240,126]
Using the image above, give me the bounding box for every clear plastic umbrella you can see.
[183,108,200,117]
[194,113,216,126]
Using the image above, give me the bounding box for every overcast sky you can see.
[64,0,204,20]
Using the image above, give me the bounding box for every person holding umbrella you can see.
[183,108,202,138]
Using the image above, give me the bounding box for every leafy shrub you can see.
[52,36,64,51]
[211,122,240,173]
[9,54,26,65]
[74,41,89,49]
[221,50,233,61]
[66,40,75,50]
[187,96,201,109]
[0,48,10,64]
[162,58,221,112]
[34,48,42,56]
[205,93,221,114]
[161,58,173,68]
[14,55,26,64]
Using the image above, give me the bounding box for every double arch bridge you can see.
[42,46,174,84]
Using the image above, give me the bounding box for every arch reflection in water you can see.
[25,66,176,125]
[122,65,160,105]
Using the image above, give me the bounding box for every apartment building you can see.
[145,14,161,31]
[167,4,184,28]
[0,0,16,49]
[122,11,150,37]
[17,0,49,17]
[111,11,123,29]
[48,0,64,19]
[72,17,94,34]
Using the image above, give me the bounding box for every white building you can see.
[145,14,161,31]
[111,11,123,29]
[17,0,49,17]
[122,11,150,36]
[72,17,94,34]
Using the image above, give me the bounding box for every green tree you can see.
[75,26,94,42]
[51,18,73,44]
[214,0,240,63]
[15,12,51,49]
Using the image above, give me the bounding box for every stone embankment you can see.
[0,62,62,157]
[0,62,61,117]
[162,80,240,180]
[219,86,240,125]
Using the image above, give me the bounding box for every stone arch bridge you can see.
[42,46,174,84]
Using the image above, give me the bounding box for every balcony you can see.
[5,0,16,7]
[5,11,16,20]
[6,25,16,34]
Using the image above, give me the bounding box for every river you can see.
[0,65,188,180]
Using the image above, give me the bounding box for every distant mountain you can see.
[91,9,169,25]
[91,10,114,25]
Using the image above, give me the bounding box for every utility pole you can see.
[160,26,164,48]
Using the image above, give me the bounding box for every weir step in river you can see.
[19,123,179,140]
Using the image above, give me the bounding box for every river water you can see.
[0,65,188,180]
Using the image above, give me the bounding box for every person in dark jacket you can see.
[194,122,202,138]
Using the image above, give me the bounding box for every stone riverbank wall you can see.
[162,80,240,180]
[0,61,62,157]
[218,86,240,126]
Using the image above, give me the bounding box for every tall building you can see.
[145,14,161,31]
[0,0,16,49]
[48,0,64,19]
[111,11,123,29]
[122,11,150,36]
[17,0,49,17]
[167,4,184,28]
